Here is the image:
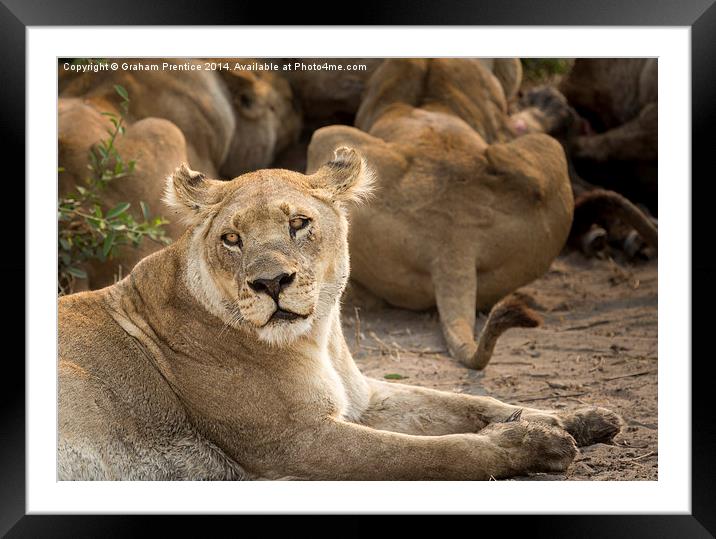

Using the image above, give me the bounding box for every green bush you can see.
[521,59,572,82]
[58,85,170,294]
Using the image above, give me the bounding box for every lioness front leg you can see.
[255,419,576,480]
[359,378,623,447]
[432,259,541,370]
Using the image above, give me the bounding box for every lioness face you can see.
[165,147,373,346]
[199,177,345,345]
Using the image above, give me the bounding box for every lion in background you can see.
[514,58,658,256]
[59,148,621,480]
[307,59,574,370]
[558,58,658,215]
[59,58,302,289]
[60,58,301,177]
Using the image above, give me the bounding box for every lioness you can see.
[519,59,657,215]
[307,59,574,370]
[59,97,189,290]
[59,58,302,290]
[59,148,621,480]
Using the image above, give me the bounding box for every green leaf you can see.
[102,231,116,258]
[114,84,129,101]
[140,201,150,221]
[66,267,87,279]
[383,373,408,380]
[106,202,130,220]
[59,237,71,250]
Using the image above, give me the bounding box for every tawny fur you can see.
[277,58,385,122]
[58,97,189,290]
[559,59,657,212]
[59,153,622,480]
[515,59,657,176]
[569,189,658,251]
[59,58,302,289]
[306,59,574,369]
[513,66,659,257]
[212,58,302,176]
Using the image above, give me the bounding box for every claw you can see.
[505,408,523,422]
[581,226,607,257]
[623,230,644,259]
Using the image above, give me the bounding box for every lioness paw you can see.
[482,420,578,475]
[560,407,624,447]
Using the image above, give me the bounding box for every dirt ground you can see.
[342,252,658,481]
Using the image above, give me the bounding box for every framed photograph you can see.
[5,0,714,535]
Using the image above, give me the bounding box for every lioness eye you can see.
[289,217,309,232]
[221,232,242,248]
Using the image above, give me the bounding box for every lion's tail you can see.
[466,296,542,370]
[572,188,657,249]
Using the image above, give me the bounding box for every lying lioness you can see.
[59,148,621,480]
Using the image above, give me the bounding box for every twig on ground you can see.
[512,392,587,402]
[564,320,610,331]
[414,347,449,355]
[369,331,390,349]
[369,331,403,361]
[589,356,605,372]
[492,361,533,366]
[629,451,656,461]
[354,307,361,350]
[602,370,656,381]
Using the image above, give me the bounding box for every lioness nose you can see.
[248,272,296,302]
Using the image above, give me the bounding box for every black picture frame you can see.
[4,0,713,535]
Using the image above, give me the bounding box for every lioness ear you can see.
[309,147,375,205]
[163,163,223,225]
